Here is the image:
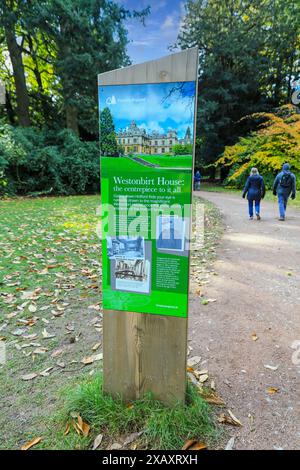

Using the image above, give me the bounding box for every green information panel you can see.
[99,81,196,317]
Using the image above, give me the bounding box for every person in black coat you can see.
[242,168,265,220]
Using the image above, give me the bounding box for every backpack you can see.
[280,173,292,188]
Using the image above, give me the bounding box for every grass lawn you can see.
[201,183,300,209]
[0,194,223,450]
[101,155,192,173]
[139,155,193,168]
[0,195,103,449]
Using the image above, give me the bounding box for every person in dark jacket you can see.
[273,163,296,221]
[194,170,201,191]
[242,167,265,220]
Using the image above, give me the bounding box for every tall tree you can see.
[0,0,31,126]
[177,0,300,169]
[100,106,119,156]
[30,0,149,135]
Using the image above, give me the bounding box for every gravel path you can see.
[190,191,300,450]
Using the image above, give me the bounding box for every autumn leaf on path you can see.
[202,392,225,406]
[218,410,243,427]
[92,433,103,450]
[264,364,279,371]
[187,356,201,367]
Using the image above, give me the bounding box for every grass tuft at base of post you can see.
[41,374,220,450]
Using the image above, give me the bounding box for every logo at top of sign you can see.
[291,79,300,106]
[106,95,117,105]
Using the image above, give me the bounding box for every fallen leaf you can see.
[218,411,242,427]
[267,387,279,394]
[21,437,42,450]
[199,374,209,383]
[39,367,53,377]
[42,328,55,339]
[28,304,37,313]
[182,439,196,450]
[225,437,235,450]
[21,373,38,381]
[264,364,279,371]
[64,423,71,436]
[71,420,81,435]
[92,433,103,450]
[203,393,225,406]
[189,442,207,450]
[187,356,201,367]
[77,415,90,437]
[182,439,206,450]
[251,332,258,341]
[22,333,38,340]
[228,409,243,426]
[82,421,90,437]
[33,347,48,355]
[92,342,101,352]
[81,356,94,365]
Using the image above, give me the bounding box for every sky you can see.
[118,0,186,64]
[99,82,195,138]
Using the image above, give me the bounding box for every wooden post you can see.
[99,48,199,406]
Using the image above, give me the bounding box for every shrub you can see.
[216,105,300,189]
[0,123,99,196]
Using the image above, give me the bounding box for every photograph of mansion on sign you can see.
[117,120,192,155]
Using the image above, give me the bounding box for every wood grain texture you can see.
[103,310,188,405]
[98,47,198,86]
[100,48,199,405]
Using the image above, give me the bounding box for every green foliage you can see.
[172,143,193,155]
[43,374,218,450]
[177,0,300,167]
[0,0,149,134]
[216,105,300,189]
[99,107,120,157]
[0,123,99,195]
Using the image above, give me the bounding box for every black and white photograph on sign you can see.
[107,236,144,259]
[115,259,150,294]
[156,215,186,252]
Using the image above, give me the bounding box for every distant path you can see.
[126,156,190,171]
[190,191,300,450]
[130,156,158,168]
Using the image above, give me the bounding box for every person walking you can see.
[272,163,296,221]
[194,170,201,191]
[242,167,265,220]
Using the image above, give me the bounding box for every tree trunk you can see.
[5,28,31,127]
